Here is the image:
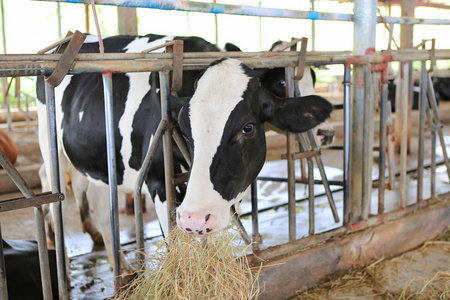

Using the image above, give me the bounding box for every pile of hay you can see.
[117,229,261,299]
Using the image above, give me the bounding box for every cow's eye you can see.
[278,80,286,87]
[242,123,255,135]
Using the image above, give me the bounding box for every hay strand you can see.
[116,228,261,300]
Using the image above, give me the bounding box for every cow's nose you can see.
[177,211,217,235]
[316,128,335,146]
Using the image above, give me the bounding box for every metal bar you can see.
[306,130,340,223]
[378,78,388,215]
[159,71,177,233]
[251,180,261,254]
[343,65,351,225]
[285,66,296,242]
[257,176,344,186]
[361,63,375,220]
[417,61,427,202]
[426,73,450,181]
[2,49,450,77]
[307,157,315,235]
[0,222,8,300]
[230,206,251,246]
[44,83,68,300]
[399,62,410,209]
[101,72,121,290]
[172,127,191,166]
[32,0,450,25]
[133,120,166,265]
[0,193,63,212]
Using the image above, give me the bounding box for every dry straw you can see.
[116,228,261,300]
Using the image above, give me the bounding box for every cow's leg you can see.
[86,184,135,276]
[69,167,104,246]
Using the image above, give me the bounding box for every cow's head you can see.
[171,58,332,235]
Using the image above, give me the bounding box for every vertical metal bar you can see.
[307,157,315,235]
[0,223,8,300]
[251,180,260,253]
[44,83,68,299]
[361,64,375,220]
[285,66,296,242]
[298,133,315,235]
[0,149,54,300]
[378,77,388,215]
[306,130,340,223]
[426,74,450,181]
[417,61,427,203]
[343,65,352,225]
[134,120,166,265]
[351,0,377,223]
[159,71,177,233]
[399,63,409,209]
[101,72,121,289]
[431,126,436,197]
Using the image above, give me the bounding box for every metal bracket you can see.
[295,37,308,81]
[166,40,184,96]
[44,30,86,87]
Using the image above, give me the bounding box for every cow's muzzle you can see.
[316,128,335,147]
[177,211,217,235]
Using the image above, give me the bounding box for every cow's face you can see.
[173,58,332,235]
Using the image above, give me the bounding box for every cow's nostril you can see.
[205,214,211,222]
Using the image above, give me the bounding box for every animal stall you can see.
[0,0,450,299]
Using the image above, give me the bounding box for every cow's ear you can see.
[168,95,190,123]
[261,89,332,133]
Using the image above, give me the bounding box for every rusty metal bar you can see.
[133,119,166,264]
[2,49,450,77]
[399,62,410,209]
[0,193,63,212]
[417,61,427,202]
[281,150,321,160]
[159,71,177,234]
[305,129,340,223]
[251,181,261,254]
[298,133,315,236]
[102,71,122,290]
[361,63,375,219]
[343,65,351,225]
[43,81,69,300]
[285,66,296,242]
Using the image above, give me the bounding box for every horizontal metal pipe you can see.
[32,0,450,25]
[1,49,450,77]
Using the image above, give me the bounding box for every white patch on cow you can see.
[78,111,84,122]
[123,36,175,53]
[154,194,169,236]
[178,59,250,229]
[298,67,315,96]
[84,35,103,44]
[117,36,174,189]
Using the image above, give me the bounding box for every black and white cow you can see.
[37,34,332,275]
[225,41,335,147]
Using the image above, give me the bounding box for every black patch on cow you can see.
[61,73,127,184]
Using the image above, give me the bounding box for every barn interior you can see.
[1,0,450,299]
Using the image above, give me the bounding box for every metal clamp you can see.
[44,30,86,87]
[166,40,184,95]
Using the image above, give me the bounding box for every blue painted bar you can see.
[32,0,450,25]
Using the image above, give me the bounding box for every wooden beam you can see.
[255,200,450,300]
[118,7,137,35]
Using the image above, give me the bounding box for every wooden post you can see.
[118,7,137,35]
